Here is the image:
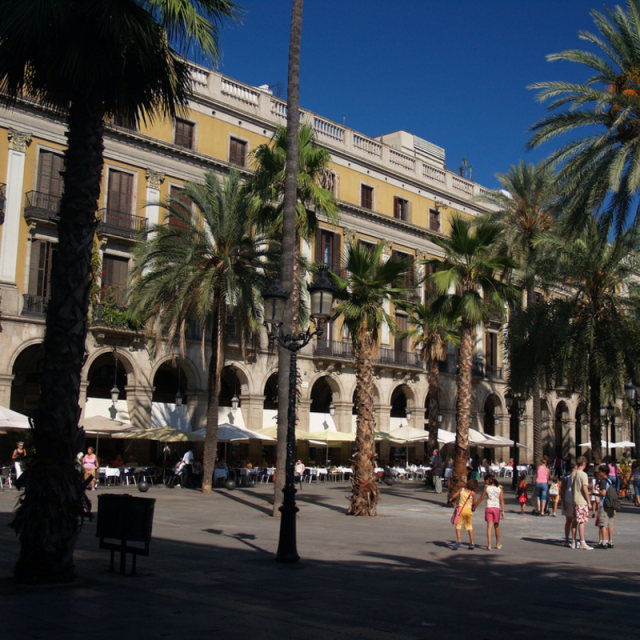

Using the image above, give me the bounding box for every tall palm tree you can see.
[129,170,270,493]
[478,160,559,468]
[0,0,239,584]
[528,0,640,235]
[399,302,459,454]
[509,218,640,463]
[424,217,518,500]
[331,242,412,516]
[247,121,338,514]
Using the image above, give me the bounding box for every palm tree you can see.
[478,160,559,468]
[1,0,239,584]
[424,217,518,500]
[527,0,640,235]
[129,170,270,493]
[399,302,459,454]
[509,218,640,463]
[247,121,338,514]
[331,242,412,516]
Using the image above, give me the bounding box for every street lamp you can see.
[175,362,183,406]
[600,404,614,459]
[625,381,640,458]
[405,407,413,423]
[505,392,526,490]
[231,394,240,411]
[110,348,120,406]
[328,402,336,417]
[263,267,335,563]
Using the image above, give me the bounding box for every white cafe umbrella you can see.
[0,406,31,430]
[194,423,275,442]
[82,415,140,458]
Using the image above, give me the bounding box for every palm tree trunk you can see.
[273,0,303,517]
[588,353,602,464]
[449,322,474,502]
[427,360,440,454]
[11,101,104,584]
[349,334,379,515]
[202,296,225,493]
[524,284,543,469]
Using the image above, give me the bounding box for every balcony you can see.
[471,361,504,380]
[96,209,147,242]
[22,294,48,317]
[314,340,353,360]
[24,190,61,226]
[375,348,423,369]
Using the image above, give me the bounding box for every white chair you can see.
[1,467,12,489]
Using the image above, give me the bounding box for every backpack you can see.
[604,480,620,511]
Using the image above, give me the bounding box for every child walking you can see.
[475,475,505,550]
[517,473,528,514]
[548,475,560,517]
[451,479,478,550]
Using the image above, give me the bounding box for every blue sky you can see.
[210,0,605,190]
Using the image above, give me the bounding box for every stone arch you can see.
[150,355,200,393]
[151,357,195,404]
[306,372,344,402]
[7,338,44,373]
[483,393,502,437]
[389,384,415,418]
[10,342,45,416]
[219,365,247,407]
[575,403,588,449]
[263,372,278,410]
[86,349,137,401]
[553,400,570,459]
[84,347,139,386]
[309,375,342,413]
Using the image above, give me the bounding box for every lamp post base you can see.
[275,485,300,563]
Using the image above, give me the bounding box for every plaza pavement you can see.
[0,479,638,640]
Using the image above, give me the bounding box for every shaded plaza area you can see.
[0,480,638,639]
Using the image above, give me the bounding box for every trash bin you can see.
[96,494,155,575]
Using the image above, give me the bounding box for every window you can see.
[102,254,129,304]
[107,170,133,214]
[394,197,409,221]
[360,185,373,210]
[175,119,194,149]
[395,313,408,353]
[358,239,376,254]
[229,137,247,167]
[485,331,498,368]
[319,168,338,197]
[393,250,414,290]
[168,186,191,230]
[37,151,64,198]
[112,114,137,131]
[28,240,57,301]
[315,229,341,274]
[429,208,440,232]
[424,262,437,300]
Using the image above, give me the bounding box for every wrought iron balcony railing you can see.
[24,190,61,224]
[22,294,48,317]
[375,348,422,368]
[314,340,353,360]
[96,209,147,241]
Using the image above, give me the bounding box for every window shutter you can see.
[28,240,43,296]
[331,232,341,275]
[315,227,322,263]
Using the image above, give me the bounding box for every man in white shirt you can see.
[182,448,194,488]
[570,456,593,550]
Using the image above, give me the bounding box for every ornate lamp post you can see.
[625,381,640,458]
[505,393,525,490]
[600,404,614,459]
[263,267,335,563]
[110,348,120,406]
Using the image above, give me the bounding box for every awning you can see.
[194,423,275,442]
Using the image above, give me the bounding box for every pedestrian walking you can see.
[431,448,443,494]
[590,473,600,518]
[535,455,550,516]
[451,479,477,550]
[11,441,27,480]
[561,460,576,546]
[570,456,593,550]
[631,461,640,507]
[595,464,617,548]
[548,475,560,516]
[517,473,528,514]
[474,474,505,550]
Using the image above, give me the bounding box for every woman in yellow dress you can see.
[451,479,478,550]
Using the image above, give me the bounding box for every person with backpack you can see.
[596,464,619,548]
